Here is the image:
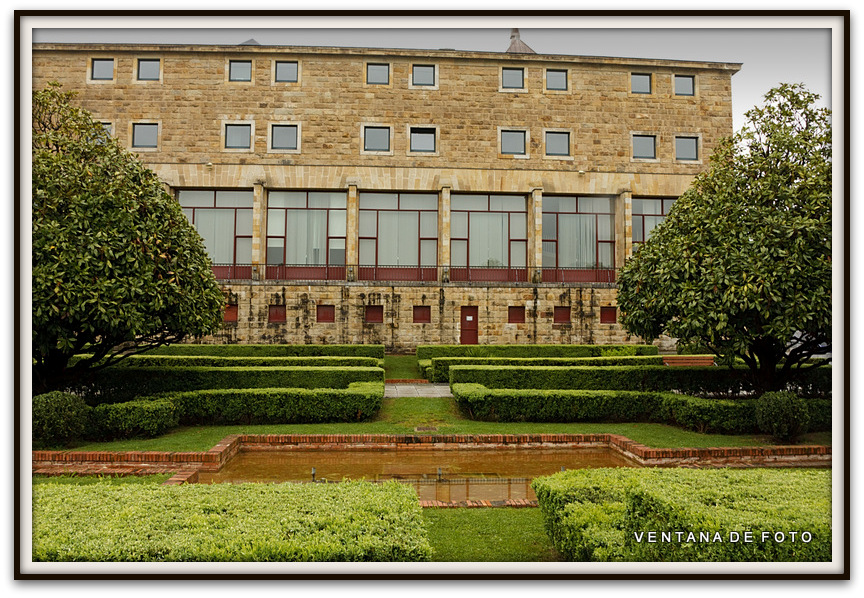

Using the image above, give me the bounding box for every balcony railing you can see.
[264,264,347,282]
[448,267,529,283]
[542,268,617,284]
[357,265,439,282]
[211,264,254,280]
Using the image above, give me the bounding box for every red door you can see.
[460,306,479,345]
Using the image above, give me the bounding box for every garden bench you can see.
[662,355,715,367]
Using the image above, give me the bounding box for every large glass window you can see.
[266,191,347,268]
[450,194,527,281]
[632,198,675,247]
[542,196,615,276]
[178,190,254,269]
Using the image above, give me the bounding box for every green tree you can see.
[32,83,225,394]
[617,83,831,393]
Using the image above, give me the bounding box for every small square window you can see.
[317,304,336,323]
[412,65,435,86]
[410,127,436,153]
[101,122,113,135]
[271,125,298,150]
[675,136,699,161]
[364,126,390,152]
[131,123,158,148]
[674,75,695,96]
[545,132,570,156]
[413,306,431,323]
[268,305,287,323]
[631,73,652,94]
[137,59,160,81]
[229,60,252,81]
[553,306,571,323]
[275,61,298,82]
[501,130,526,155]
[632,135,656,159]
[365,305,384,323]
[546,69,567,90]
[600,306,617,324]
[502,67,524,89]
[508,306,526,323]
[367,63,389,85]
[91,58,114,80]
[225,124,252,149]
[223,304,238,322]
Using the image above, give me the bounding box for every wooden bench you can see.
[662,355,715,367]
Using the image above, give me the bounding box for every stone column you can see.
[345,179,359,282]
[438,184,451,282]
[528,186,543,283]
[251,182,266,281]
[617,190,633,267]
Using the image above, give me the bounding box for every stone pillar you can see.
[251,182,266,281]
[617,190,633,267]
[528,186,543,283]
[345,180,359,282]
[439,184,451,282]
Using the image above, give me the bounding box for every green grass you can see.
[383,354,422,379]
[65,396,832,453]
[422,508,563,562]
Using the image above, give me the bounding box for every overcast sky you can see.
[29,17,838,133]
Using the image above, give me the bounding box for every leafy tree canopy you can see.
[32,82,225,394]
[617,83,832,393]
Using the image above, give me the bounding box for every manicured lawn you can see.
[383,354,422,379]
[66,395,832,453]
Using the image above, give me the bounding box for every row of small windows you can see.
[116,121,699,161]
[89,57,696,96]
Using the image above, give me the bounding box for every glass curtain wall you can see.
[450,194,527,282]
[178,189,253,279]
[542,195,616,282]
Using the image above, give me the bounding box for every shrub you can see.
[32,480,432,562]
[32,391,92,446]
[91,399,179,440]
[74,354,382,369]
[415,344,659,361]
[755,391,812,443]
[428,355,664,383]
[533,468,832,562]
[149,344,385,358]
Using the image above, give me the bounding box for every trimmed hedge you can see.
[32,391,92,446]
[532,468,831,562]
[91,399,179,440]
[85,354,382,369]
[448,364,831,399]
[32,480,432,562]
[148,343,385,358]
[416,343,659,361]
[451,383,831,435]
[428,355,665,383]
[164,382,384,425]
[81,366,385,404]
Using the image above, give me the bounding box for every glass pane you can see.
[269,191,307,208]
[546,132,570,156]
[272,125,298,150]
[401,193,438,210]
[178,190,214,207]
[359,193,398,210]
[420,239,437,266]
[364,127,390,151]
[225,124,251,148]
[542,241,557,268]
[275,61,298,82]
[510,212,527,238]
[580,197,614,214]
[137,59,160,80]
[267,210,285,236]
[501,130,526,155]
[285,210,327,265]
[420,211,438,237]
[359,239,376,265]
[644,215,665,240]
[558,214,596,268]
[216,190,254,207]
[413,65,435,86]
[182,208,194,223]
[235,209,253,235]
[450,194,488,211]
[676,137,698,160]
[266,239,284,264]
[450,211,469,238]
[359,211,377,236]
[675,75,694,96]
[631,73,651,93]
[378,212,419,266]
[329,238,346,265]
[510,241,527,268]
[633,135,656,159]
[598,215,615,241]
[451,240,468,267]
[91,59,113,80]
[632,198,661,215]
[236,237,252,263]
[546,69,567,90]
[633,216,644,243]
[542,213,557,240]
[132,124,158,148]
[309,192,346,209]
[367,63,389,84]
[410,129,436,152]
[490,195,526,212]
[328,210,347,237]
[470,213,508,268]
[663,198,676,214]
[599,243,614,268]
[229,61,252,81]
[502,68,523,88]
[194,209,234,263]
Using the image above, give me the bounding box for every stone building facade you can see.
[32,37,740,351]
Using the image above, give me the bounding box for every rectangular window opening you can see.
[546,69,567,90]
[674,75,695,96]
[600,306,617,324]
[131,123,158,148]
[268,305,287,323]
[317,304,336,323]
[91,58,114,80]
[675,136,699,161]
[631,73,652,94]
[412,65,435,86]
[275,61,298,82]
[271,124,298,150]
[502,67,524,89]
[413,305,432,323]
[632,135,656,159]
[229,60,252,82]
[367,63,389,85]
[137,59,160,81]
[501,130,526,155]
[364,126,390,152]
[545,131,570,156]
[225,124,252,149]
[365,305,384,323]
[508,306,526,323]
[410,127,436,153]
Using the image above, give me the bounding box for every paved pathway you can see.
[384,383,453,398]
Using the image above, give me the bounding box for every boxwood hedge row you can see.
[451,383,831,434]
[427,355,665,382]
[90,398,179,440]
[532,468,831,562]
[74,354,382,369]
[148,343,385,358]
[416,343,659,361]
[32,480,432,562]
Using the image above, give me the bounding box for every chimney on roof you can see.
[506,28,535,54]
